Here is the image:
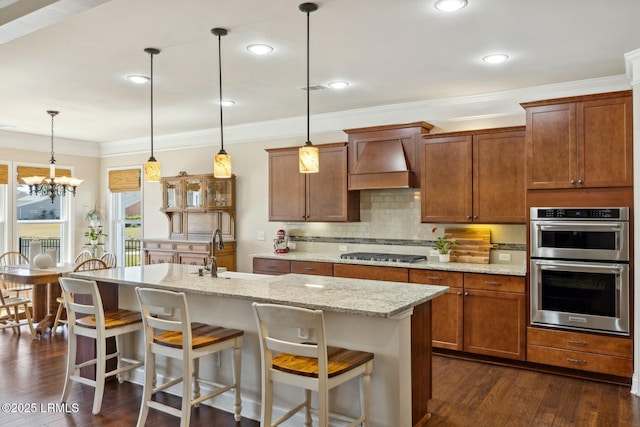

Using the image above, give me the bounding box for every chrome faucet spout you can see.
[210,229,224,277]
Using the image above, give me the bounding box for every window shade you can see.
[16,166,72,183]
[108,169,141,193]
[0,164,7,184]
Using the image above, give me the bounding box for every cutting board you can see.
[445,227,496,264]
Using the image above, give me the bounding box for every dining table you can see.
[0,264,75,325]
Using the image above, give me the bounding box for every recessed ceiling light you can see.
[217,99,235,107]
[327,81,349,89]
[247,44,273,55]
[434,0,468,12]
[482,53,509,64]
[127,75,150,84]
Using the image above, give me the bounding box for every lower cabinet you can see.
[143,239,236,271]
[252,258,333,276]
[410,270,526,361]
[526,327,633,377]
[333,264,408,282]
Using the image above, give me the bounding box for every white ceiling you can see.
[0,0,638,144]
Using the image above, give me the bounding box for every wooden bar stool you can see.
[135,287,244,427]
[253,302,374,427]
[58,277,143,415]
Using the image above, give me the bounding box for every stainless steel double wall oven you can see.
[530,207,630,336]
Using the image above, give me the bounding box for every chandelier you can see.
[211,27,232,178]
[22,110,83,203]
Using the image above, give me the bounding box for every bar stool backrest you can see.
[58,277,105,332]
[136,288,192,348]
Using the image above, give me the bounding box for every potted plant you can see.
[86,205,103,227]
[435,236,458,263]
[84,227,107,246]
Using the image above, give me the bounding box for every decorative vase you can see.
[45,248,57,265]
[438,252,450,263]
[29,240,42,266]
[33,253,53,269]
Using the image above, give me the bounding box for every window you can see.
[109,168,142,267]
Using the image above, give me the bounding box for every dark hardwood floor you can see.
[0,327,638,426]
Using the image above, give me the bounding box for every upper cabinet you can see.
[521,91,633,189]
[421,127,526,224]
[266,142,360,222]
[160,173,236,241]
[343,122,433,190]
[162,173,235,212]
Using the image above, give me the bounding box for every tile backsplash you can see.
[282,188,526,265]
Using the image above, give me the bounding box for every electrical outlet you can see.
[338,245,348,252]
[289,242,296,250]
[257,231,265,241]
[499,253,511,262]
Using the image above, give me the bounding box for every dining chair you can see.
[99,252,117,268]
[59,277,143,415]
[135,287,244,427]
[252,302,374,427]
[74,249,93,264]
[0,251,32,299]
[52,258,109,334]
[0,283,36,339]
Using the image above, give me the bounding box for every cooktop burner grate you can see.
[340,252,427,263]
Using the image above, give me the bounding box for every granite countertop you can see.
[250,252,527,276]
[69,264,449,319]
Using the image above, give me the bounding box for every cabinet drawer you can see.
[147,252,175,264]
[333,264,408,282]
[175,242,210,253]
[527,327,632,358]
[291,261,333,276]
[409,269,463,287]
[178,254,209,266]
[464,273,524,293]
[144,241,175,251]
[527,344,633,378]
[253,258,290,275]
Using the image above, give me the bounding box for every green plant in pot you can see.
[435,236,458,262]
[84,227,107,245]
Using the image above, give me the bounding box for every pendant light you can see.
[143,47,161,182]
[298,2,319,173]
[211,27,232,178]
[22,110,83,202]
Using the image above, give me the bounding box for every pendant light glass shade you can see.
[143,47,161,182]
[298,2,319,173]
[212,27,232,178]
[299,143,319,173]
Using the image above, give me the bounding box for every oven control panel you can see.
[531,207,628,220]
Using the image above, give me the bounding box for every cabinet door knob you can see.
[472,215,478,220]
[457,292,462,296]
[466,215,472,220]
[570,179,576,184]
[577,179,584,184]
[464,292,469,296]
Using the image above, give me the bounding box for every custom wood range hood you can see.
[344,122,433,190]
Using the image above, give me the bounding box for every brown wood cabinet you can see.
[411,270,526,360]
[333,263,408,282]
[421,127,526,224]
[521,91,633,189]
[266,143,360,222]
[143,240,236,272]
[527,327,633,377]
[410,269,463,350]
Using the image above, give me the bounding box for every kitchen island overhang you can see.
[70,264,448,426]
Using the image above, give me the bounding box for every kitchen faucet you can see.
[209,228,224,277]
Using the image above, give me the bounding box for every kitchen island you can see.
[70,263,448,427]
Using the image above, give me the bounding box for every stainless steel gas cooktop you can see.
[340,252,427,263]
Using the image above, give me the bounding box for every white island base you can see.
[71,265,446,427]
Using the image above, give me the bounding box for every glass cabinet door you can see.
[206,179,233,209]
[185,179,203,208]
[164,180,183,209]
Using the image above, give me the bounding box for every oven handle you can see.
[532,259,626,275]
[535,221,624,232]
